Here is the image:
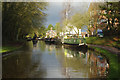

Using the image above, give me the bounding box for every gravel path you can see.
[88,44,120,56]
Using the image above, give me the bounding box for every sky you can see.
[44,2,63,27]
[44,2,90,29]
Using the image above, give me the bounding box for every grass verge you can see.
[86,37,120,49]
[1,40,25,53]
[0,46,20,53]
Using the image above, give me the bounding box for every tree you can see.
[99,2,120,35]
[38,25,46,38]
[60,2,72,33]
[47,24,54,30]
[54,22,62,35]
[69,12,90,34]
[87,2,103,35]
[2,2,48,41]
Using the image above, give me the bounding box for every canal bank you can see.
[88,45,120,79]
[86,37,120,50]
[85,36,120,78]
[1,41,25,56]
[88,44,120,55]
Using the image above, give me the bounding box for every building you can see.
[45,27,57,38]
[81,32,87,38]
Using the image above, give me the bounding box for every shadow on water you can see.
[2,41,46,78]
[32,40,38,47]
[63,45,88,54]
[33,42,37,47]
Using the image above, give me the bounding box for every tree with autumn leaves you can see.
[99,2,120,36]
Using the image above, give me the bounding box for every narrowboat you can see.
[45,38,56,43]
[62,35,87,47]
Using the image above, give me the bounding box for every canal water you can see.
[2,41,109,78]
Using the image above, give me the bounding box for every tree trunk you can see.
[16,28,21,41]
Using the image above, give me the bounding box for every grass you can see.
[86,37,120,49]
[0,46,19,53]
[1,40,25,53]
[89,46,120,79]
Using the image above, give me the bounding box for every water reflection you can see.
[2,42,46,78]
[64,47,87,58]
[2,41,109,78]
[33,43,37,47]
[63,47,109,78]
[89,52,109,77]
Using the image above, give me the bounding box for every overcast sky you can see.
[44,2,90,28]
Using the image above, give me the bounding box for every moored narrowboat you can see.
[45,38,56,43]
[62,35,87,47]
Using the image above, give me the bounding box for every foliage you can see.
[87,2,103,34]
[38,25,46,38]
[61,12,91,35]
[64,12,91,34]
[62,19,69,32]
[2,2,48,41]
[47,24,54,30]
[54,22,62,35]
[70,12,90,29]
[99,2,120,36]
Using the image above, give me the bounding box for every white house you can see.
[59,24,82,37]
[45,27,57,38]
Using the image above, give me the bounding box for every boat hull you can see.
[63,38,87,45]
[45,38,56,44]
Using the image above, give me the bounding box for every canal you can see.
[2,41,109,78]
